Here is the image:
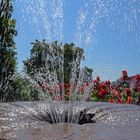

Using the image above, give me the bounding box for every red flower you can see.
[135,74,140,81]
[94,79,99,85]
[79,86,84,92]
[126,96,133,104]
[100,82,106,89]
[59,83,70,89]
[117,98,123,104]
[125,88,131,96]
[108,99,115,103]
[96,76,100,81]
[112,89,121,98]
[64,83,70,88]
[122,70,128,76]
[98,89,105,96]
[106,80,111,85]
[120,70,129,80]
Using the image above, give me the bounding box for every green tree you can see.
[24,40,85,84]
[0,0,17,101]
[23,40,63,85]
[24,40,93,100]
[82,66,93,82]
[12,74,41,101]
[63,43,84,83]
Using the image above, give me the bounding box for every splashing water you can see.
[11,0,140,101]
[75,0,140,47]
[13,0,64,42]
[0,0,140,132]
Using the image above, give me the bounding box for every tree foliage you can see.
[23,40,88,85]
[82,66,93,82]
[63,43,84,83]
[0,0,17,101]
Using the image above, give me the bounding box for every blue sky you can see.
[13,0,140,81]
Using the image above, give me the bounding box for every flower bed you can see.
[41,70,140,105]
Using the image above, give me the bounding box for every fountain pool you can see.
[0,102,140,140]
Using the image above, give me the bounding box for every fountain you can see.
[0,0,140,139]
[0,101,140,139]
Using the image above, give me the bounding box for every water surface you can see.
[0,102,140,140]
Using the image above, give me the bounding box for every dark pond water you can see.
[0,102,140,140]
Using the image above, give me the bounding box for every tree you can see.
[23,40,93,100]
[0,0,17,101]
[24,40,63,85]
[82,66,93,82]
[24,40,85,84]
[63,43,84,83]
